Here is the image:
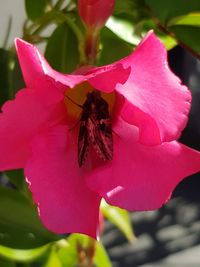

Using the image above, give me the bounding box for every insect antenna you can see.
[65,94,83,109]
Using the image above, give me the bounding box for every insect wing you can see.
[88,118,113,161]
[78,121,89,167]
[77,91,113,166]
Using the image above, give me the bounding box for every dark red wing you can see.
[77,91,113,167]
[88,118,113,161]
[78,121,89,167]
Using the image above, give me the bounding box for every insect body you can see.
[78,91,113,167]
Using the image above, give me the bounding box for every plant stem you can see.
[62,14,87,64]
[84,28,100,65]
[77,238,96,267]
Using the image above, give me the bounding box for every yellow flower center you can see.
[64,82,115,124]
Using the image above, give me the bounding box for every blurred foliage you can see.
[0,185,58,249]
[145,0,200,55]
[145,0,200,24]
[45,22,80,72]
[0,49,24,107]
[0,244,50,262]
[100,199,135,242]
[57,234,112,267]
[99,27,133,65]
[25,0,48,21]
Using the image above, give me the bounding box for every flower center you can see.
[64,82,115,123]
[64,83,116,167]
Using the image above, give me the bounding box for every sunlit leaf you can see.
[106,17,140,45]
[58,244,77,267]
[45,247,62,267]
[158,34,177,50]
[100,200,135,241]
[58,234,112,267]
[0,244,50,262]
[94,242,112,267]
[58,234,88,267]
[145,0,200,25]
[168,13,200,27]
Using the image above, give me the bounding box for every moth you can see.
[66,91,113,167]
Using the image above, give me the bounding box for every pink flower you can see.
[78,0,115,29]
[0,31,200,238]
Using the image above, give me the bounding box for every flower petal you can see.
[0,89,66,170]
[15,38,84,92]
[15,38,130,95]
[86,119,200,210]
[25,126,101,238]
[116,31,191,145]
[86,64,130,93]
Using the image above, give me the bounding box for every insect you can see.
[66,91,113,167]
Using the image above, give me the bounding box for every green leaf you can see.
[106,17,140,45]
[145,0,200,25]
[114,0,137,15]
[136,19,177,50]
[0,185,58,249]
[145,0,200,57]
[168,13,200,27]
[99,27,133,65]
[0,49,10,106]
[58,245,77,267]
[100,200,135,241]
[169,25,200,54]
[4,170,25,191]
[57,235,86,267]
[44,247,62,267]
[0,49,24,107]
[94,242,112,267]
[114,0,149,23]
[10,55,25,97]
[4,170,32,200]
[45,23,79,73]
[58,234,112,267]
[25,0,47,21]
[158,34,177,50]
[140,19,176,49]
[0,258,16,267]
[0,244,50,262]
